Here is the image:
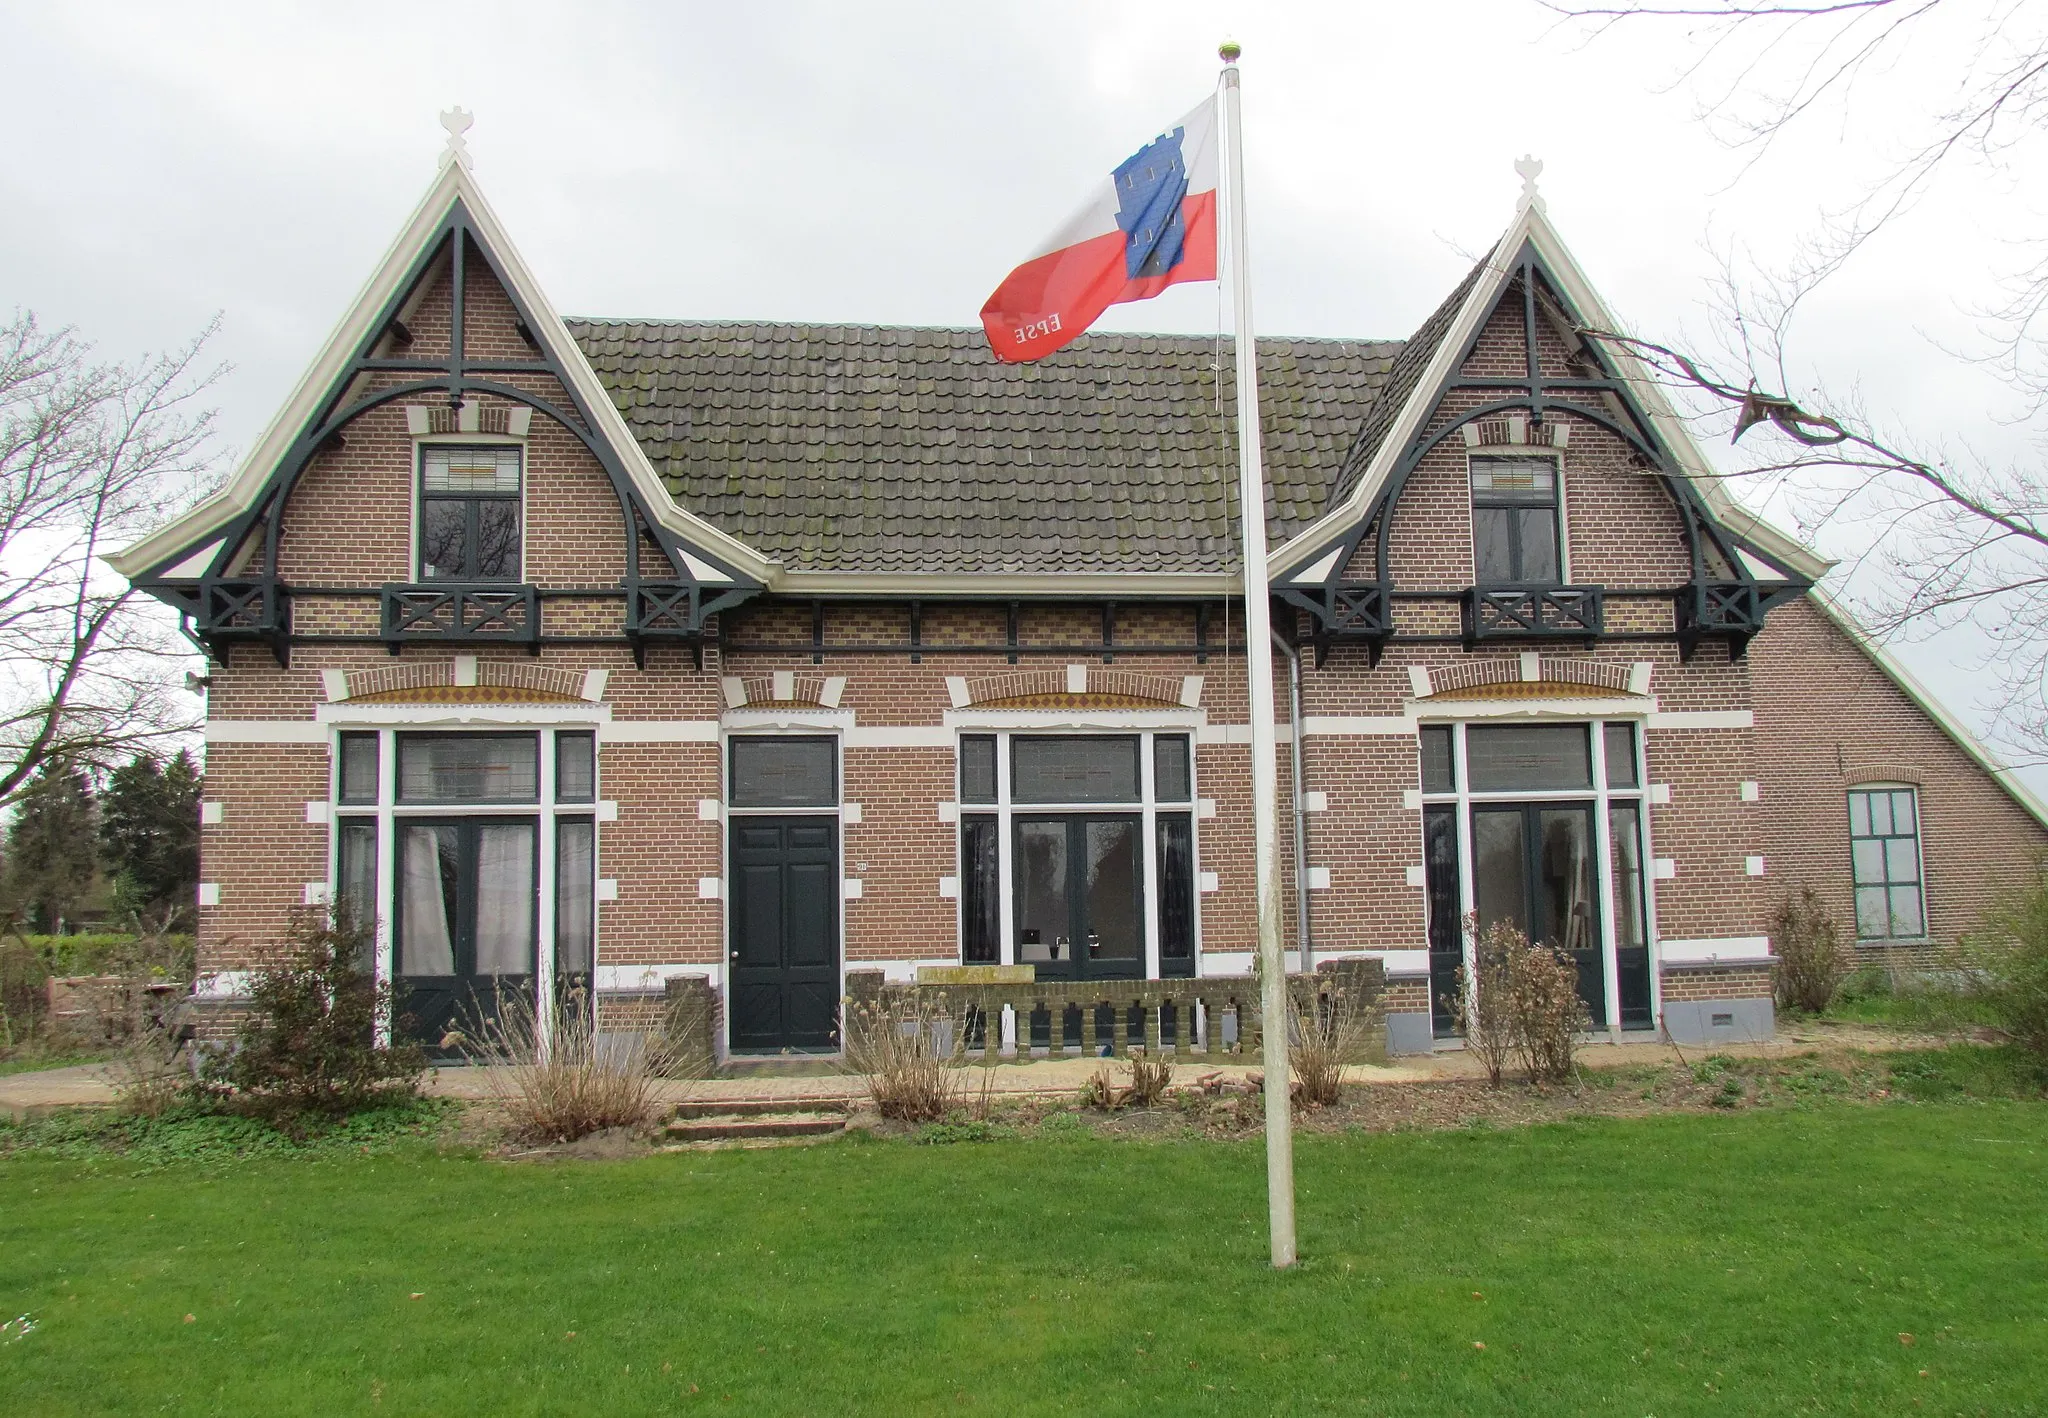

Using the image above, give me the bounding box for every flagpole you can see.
[1218,41,1297,1271]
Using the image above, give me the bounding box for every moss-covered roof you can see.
[566,320,1403,575]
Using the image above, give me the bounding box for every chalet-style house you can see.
[108,134,2048,1059]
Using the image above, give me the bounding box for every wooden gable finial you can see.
[1514,154,1545,215]
[439,107,475,171]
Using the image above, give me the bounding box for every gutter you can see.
[1272,628,1313,973]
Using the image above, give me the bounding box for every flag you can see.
[980,99,1219,362]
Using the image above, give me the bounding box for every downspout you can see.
[1272,628,1312,975]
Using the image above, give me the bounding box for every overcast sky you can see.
[3,1,2039,784]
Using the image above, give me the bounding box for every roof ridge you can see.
[563,315,1403,348]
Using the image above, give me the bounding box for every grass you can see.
[1820,966,1998,1030]
[2,1094,2046,1415]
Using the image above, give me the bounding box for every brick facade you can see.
[159,185,2048,1060]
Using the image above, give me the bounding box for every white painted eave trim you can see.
[1267,201,1832,586]
[767,569,1242,597]
[1810,586,2048,831]
[108,158,773,584]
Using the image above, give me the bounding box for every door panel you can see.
[785,862,836,969]
[1533,807,1605,1024]
[1472,808,1528,939]
[1014,815,1144,981]
[729,816,840,1052]
[393,818,536,1057]
[1082,818,1142,969]
[1468,802,1608,1030]
[1015,818,1071,967]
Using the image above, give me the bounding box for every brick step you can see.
[663,1112,848,1143]
[670,1097,853,1120]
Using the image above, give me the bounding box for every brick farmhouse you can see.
[107,142,2048,1059]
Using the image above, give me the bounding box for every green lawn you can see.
[3,1103,2045,1416]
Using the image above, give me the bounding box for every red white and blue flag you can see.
[981,99,1219,362]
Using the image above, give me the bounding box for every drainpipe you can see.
[1272,628,1313,975]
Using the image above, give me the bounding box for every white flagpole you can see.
[1218,41,1297,1270]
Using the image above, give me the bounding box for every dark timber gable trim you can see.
[1274,213,1820,667]
[115,166,764,669]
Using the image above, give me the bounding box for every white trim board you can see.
[1659,937,1774,967]
[1266,194,1831,586]
[107,154,770,585]
[1810,587,2048,831]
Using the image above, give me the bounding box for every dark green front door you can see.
[1013,814,1144,981]
[1471,802,1606,1027]
[729,816,840,1052]
[394,818,537,1057]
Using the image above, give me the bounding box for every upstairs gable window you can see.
[419,446,522,582]
[1470,457,1561,585]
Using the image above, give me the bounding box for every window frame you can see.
[415,442,525,584]
[1468,452,1567,586]
[952,728,1201,978]
[326,723,602,1043]
[1846,784,1928,941]
[1416,716,1653,1034]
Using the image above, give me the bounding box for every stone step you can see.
[671,1097,854,1120]
[663,1112,848,1143]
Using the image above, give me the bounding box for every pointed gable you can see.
[1272,193,1831,664]
[108,146,770,648]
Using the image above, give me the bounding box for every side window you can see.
[1469,457,1560,585]
[1848,787,1924,939]
[419,445,523,582]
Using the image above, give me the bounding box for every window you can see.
[397,734,540,804]
[729,737,837,808]
[960,736,997,804]
[1466,724,1591,791]
[1157,814,1196,976]
[1419,725,1455,793]
[1418,719,1647,1034]
[338,732,379,804]
[960,816,999,963]
[555,732,595,803]
[953,731,1196,977]
[1603,722,1639,789]
[1153,736,1192,802]
[336,819,377,966]
[418,445,522,582]
[1011,737,1140,804]
[555,818,595,976]
[1470,457,1561,584]
[1849,787,1925,939]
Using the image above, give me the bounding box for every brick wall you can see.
[1750,596,2048,962]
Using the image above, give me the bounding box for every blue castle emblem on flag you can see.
[1113,127,1189,281]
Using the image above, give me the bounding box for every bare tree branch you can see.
[0,310,221,803]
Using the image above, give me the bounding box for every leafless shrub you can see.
[1512,940,1587,1086]
[1451,919,1522,1088]
[1454,918,1588,1086]
[844,991,963,1123]
[104,976,188,1118]
[1772,886,1849,1013]
[1288,988,1375,1107]
[464,987,676,1144]
[1123,1053,1174,1108]
[1078,1066,1116,1111]
[1078,1053,1176,1112]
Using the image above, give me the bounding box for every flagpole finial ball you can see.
[1218,41,1241,64]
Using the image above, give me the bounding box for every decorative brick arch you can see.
[1418,656,1637,700]
[957,666,1194,709]
[337,659,596,704]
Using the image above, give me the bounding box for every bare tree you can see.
[0,311,220,805]
[1546,0,2048,757]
